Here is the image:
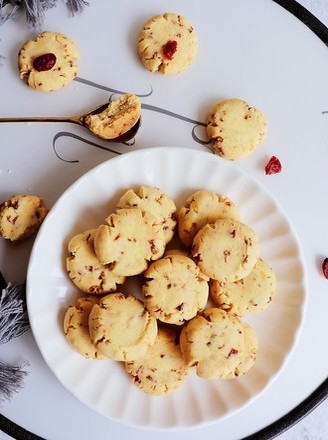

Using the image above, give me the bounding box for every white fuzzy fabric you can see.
[0,0,88,27]
[0,282,29,345]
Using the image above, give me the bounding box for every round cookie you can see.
[125,327,190,395]
[206,99,267,160]
[18,31,79,92]
[143,254,209,325]
[84,94,141,140]
[94,208,166,276]
[63,296,107,359]
[191,218,259,282]
[178,190,240,247]
[179,308,258,380]
[88,293,158,361]
[116,185,177,244]
[137,12,198,75]
[210,258,276,316]
[0,194,48,242]
[66,228,125,294]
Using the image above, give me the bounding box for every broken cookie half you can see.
[84,93,141,140]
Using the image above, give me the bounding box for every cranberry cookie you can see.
[89,293,157,361]
[137,13,198,75]
[126,327,190,395]
[84,94,141,140]
[18,31,79,92]
[178,190,240,247]
[180,308,258,380]
[66,228,125,294]
[94,208,166,276]
[191,218,259,282]
[143,254,209,325]
[116,185,176,244]
[63,296,107,360]
[0,194,48,242]
[210,258,276,316]
[207,99,267,160]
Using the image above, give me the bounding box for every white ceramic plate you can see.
[26,146,306,430]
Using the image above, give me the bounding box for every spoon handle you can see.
[0,116,81,124]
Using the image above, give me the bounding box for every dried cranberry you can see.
[33,53,57,72]
[162,40,178,60]
[322,258,328,279]
[265,156,282,175]
[228,348,238,357]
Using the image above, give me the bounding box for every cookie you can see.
[0,194,48,242]
[179,308,258,380]
[84,94,141,140]
[191,218,259,282]
[206,99,267,160]
[88,293,158,361]
[116,185,176,243]
[66,229,125,294]
[210,258,276,316]
[178,190,240,247]
[18,31,79,92]
[125,327,190,395]
[63,296,107,359]
[143,254,209,325]
[137,13,198,75]
[94,208,166,276]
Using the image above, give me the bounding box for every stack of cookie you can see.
[63,185,276,395]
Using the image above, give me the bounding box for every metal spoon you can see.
[0,102,141,143]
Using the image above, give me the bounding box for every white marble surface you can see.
[1,1,328,439]
[300,0,328,25]
[277,1,328,438]
[279,403,328,439]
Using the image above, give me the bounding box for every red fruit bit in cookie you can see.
[322,258,328,279]
[33,53,57,72]
[223,250,231,263]
[162,40,178,60]
[228,348,239,357]
[265,156,282,175]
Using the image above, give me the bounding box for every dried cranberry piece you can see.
[162,40,178,60]
[33,53,57,72]
[228,348,239,357]
[322,258,328,279]
[265,156,282,175]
